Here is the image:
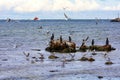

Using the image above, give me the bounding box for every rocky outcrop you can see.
[46,34,115,53]
[46,35,76,53]
[79,38,116,52]
[46,40,76,53]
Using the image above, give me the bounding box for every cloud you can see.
[14,0,52,12]
[104,4,120,10]
[70,0,100,11]
[0,0,100,12]
[13,0,100,12]
[52,0,100,11]
[0,0,119,13]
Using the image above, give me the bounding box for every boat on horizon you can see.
[33,17,39,20]
[110,13,120,22]
[110,18,120,22]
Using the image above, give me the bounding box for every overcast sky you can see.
[0,0,120,19]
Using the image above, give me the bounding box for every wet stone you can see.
[48,55,59,59]
[79,57,88,61]
[49,70,59,72]
[2,59,8,61]
[105,61,113,65]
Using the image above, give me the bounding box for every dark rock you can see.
[88,57,95,62]
[46,39,76,53]
[92,52,97,55]
[105,61,113,65]
[98,76,103,79]
[49,70,59,72]
[79,57,88,61]
[48,55,59,59]
[2,59,8,61]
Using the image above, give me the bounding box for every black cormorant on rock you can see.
[51,33,54,41]
[91,39,94,46]
[69,36,72,42]
[106,37,109,45]
[60,35,63,43]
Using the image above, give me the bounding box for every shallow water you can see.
[0,19,120,80]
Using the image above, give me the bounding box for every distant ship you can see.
[110,13,120,22]
[110,18,120,22]
[33,17,39,20]
[64,13,71,20]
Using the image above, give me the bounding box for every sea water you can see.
[0,19,120,52]
[0,19,120,80]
